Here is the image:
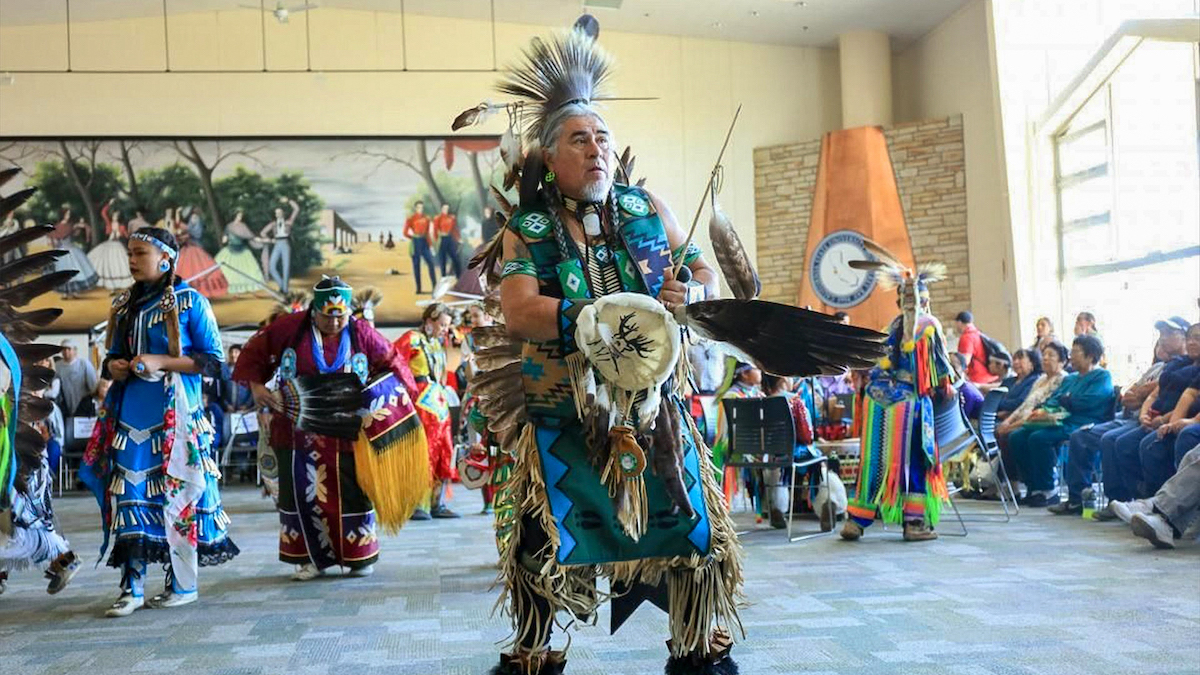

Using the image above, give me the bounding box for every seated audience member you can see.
[1160,373,1200,469]
[1134,324,1200,496]
[996,342,1070,480]
[712,362,762,469]
[687,338,726,395]
[1031,316,1057,353]
[1009,335,1113,507]
[724,362,762,399]
[978,352,1014,394]
[203,393,225,451]
[758,374,819,528]
[1095,322,1198,516]
[955,311,998,385]
[1074,311,1101,339]
[1110,443,1200,549]
[996,348,1042,420]
[960,380,985,420]
[1060,320,1186,516]
[73,378,112,418]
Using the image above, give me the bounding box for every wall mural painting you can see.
[0,137,504,330]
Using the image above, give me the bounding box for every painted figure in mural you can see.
[47,207,99,298]
[393,302,458,521]
[233,277,426,581]
[480,205,500,246]
[174,206,229,299]
[842,249,956,543]
[88,199,134,291]
[127,208,150,235]
[434,203,462,278]
[1,209,26,264]
[215,209,269,295]
[79,227,239,618]
[403,200,438,294]
[259,197,300,293]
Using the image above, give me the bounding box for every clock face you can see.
[809,231,877,308]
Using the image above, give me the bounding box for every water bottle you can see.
[1081,487,1096,519]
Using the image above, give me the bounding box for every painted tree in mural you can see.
[135,162,206,242]
[172,140,267,241]
[108,140,147,209]
[52,141,122,243]
[349,139,449,209]
[23,153,124,244]
[214,167,324,275]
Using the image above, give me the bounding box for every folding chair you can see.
[722,397,830,542]
[59,416,94,495]
[926,392,976,537]
[222,411,260,485]
[969,387,1019,520]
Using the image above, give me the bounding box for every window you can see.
[1053,40,1200,382]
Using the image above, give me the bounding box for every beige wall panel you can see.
[167,7,262,71]
[891,0,1014,344]
[403,12,492,71]
[373,10,406,70]
[68,0,166,72]
[310,7,379,70]
[263,8,308,71]
[0,23,69,71]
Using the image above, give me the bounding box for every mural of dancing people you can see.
[0,137,501,328]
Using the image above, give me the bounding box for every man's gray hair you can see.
[540,102,616,160]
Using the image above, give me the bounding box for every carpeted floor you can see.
[1,485,1197,675]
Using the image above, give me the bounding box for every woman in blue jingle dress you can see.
[80,227,238,618]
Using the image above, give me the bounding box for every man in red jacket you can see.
[955,311,997,385]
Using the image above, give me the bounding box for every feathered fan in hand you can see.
[0,168,72,543]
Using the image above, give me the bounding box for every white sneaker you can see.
[1130,512,1176,549]
[348,564,374,578]
[1112,499,1153,524]
[105,593,145,618]
[149,590,198,608]
[291,564,324,581]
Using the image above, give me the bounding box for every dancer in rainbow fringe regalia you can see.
[841,245,956,542]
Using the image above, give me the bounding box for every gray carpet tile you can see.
[1,485,1197,675]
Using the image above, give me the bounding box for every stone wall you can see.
[753,115,970,329]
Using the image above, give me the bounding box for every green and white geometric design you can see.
[519,212,552,239]
[619,193,650,217]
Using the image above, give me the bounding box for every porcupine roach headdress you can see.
[0,167,74,514]
[455,23,629,285]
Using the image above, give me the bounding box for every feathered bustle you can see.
[0,166,73,512]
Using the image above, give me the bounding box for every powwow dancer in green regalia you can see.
[454,19,887,675]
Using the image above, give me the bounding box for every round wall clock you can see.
[809,230,877,308]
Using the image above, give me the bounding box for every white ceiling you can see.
[0,0,973,49]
